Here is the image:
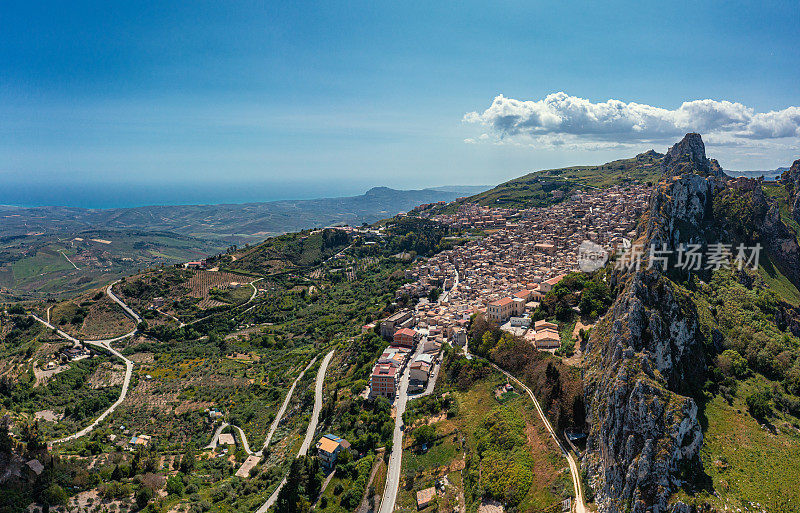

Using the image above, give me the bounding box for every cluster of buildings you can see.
[364,184,648,402]
[392,185,649,351]
[431,203,518,230]
[368,311,444,400]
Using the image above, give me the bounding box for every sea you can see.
[0,179,375,209]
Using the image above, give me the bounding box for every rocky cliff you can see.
[583,134,728,513]
[661,133,727,180]
[583,134,800,512]
[781,158,800,226]
[713,175,800,287]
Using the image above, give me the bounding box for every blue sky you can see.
[2,1,799,206]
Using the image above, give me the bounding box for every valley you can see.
[2,136,800,513]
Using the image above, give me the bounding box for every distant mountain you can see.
[0,186,487,243]
[726,166,790,180]
[0,185,489,298]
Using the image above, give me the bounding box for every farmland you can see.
[46,288,136,340]
[0,230,226,300]
[117,267,256,323]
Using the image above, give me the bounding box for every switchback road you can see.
[31,282,140,444]
[256,349,335,513]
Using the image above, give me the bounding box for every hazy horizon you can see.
[2,1,798,198]
[2,160,790,209]
[0,179,495,209]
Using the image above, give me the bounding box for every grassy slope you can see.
[226,228,351,276]
[441,151,663,211]
[676,266,800,511]
[396,376,567,513]
[763,183,800,237]
[697,377,800,512]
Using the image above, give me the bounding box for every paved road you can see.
[489,362,586,513]
[205,423,254,455]
[107,281,142,324]
[231,425,253,454]
[410,359,440,399]
[256,355,319,456]
[378,342,425,513]
[206,422,230,450]
[439,269,459,303]
[298,350,334,455]
[31,327,135,442]
[29,281,143,444]
[257,349,335,513]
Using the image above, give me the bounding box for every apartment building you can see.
[369,364,398,399]
[393,327,418,348]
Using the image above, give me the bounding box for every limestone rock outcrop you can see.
[583,134,717,513]
[781,159,800,226]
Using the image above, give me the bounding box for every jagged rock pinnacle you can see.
[781,159,800,226]
[662,133,727,179]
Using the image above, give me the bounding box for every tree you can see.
[276,456,321,513]
[180,446,196,473]
[0,418,13,454]
[746,389,771,420]
[22,421,44,452]
[166,475,184,496]
[7,304,26,315]
[413,425,436,446]
[717,349,748,378]
[136,486,154,510]
[41,484,68,506]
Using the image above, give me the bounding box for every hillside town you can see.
[368,184,650,399]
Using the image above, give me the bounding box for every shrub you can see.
[717,349,748,378]
[746,390,772,420]
[412,425,436,446]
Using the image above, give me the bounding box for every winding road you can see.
[256,349,335,513]
[30,282,139,444]
[206,422,254,455]
[209,354,320,460]
[257,354,319,456]
[490,362,586,513]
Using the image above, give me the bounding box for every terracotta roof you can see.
[535,328,560,341]
[490,297,513,307]
[535,319,558,330]
[316,436,341,454]
[545,274,566,285]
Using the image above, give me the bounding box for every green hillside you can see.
[444,149,663,211]
[225,228,352,276]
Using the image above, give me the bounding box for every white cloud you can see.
[464,92,800,149]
